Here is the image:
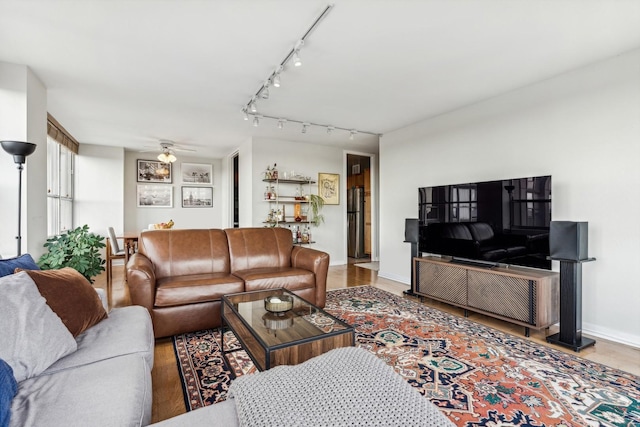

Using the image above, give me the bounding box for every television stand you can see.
[414,256,559,336]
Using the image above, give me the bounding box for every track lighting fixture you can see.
[240,5,380,140]
[244,112,379,138]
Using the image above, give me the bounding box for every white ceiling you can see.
[1,0,639,158]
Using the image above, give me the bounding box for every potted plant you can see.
[308,194,325,227]
[38,225,106,283]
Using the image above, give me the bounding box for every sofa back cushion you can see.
[440,223,474,240]
[225,228,293,273]
[138,229,231,279]
[466,222,495,243]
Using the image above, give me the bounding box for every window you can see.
[47,135,74,236]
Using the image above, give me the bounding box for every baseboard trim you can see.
[582,322,640,349]
[377,270,410,285]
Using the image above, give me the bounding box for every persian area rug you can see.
[173,286,640,427]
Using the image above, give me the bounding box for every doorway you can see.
[232,152,239,228]
[346,154,372,264]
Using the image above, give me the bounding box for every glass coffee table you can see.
[221,288,354,371]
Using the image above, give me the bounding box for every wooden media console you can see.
[413,256,559,336]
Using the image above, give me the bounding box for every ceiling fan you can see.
[141,139,196,163]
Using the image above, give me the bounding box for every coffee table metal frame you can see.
[221,288,354,371]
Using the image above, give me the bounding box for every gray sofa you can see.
[9,289,154,427]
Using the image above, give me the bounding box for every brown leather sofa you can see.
[126,227,330,338]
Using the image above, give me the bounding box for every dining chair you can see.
[106,227,126,307]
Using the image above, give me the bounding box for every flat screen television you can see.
[418,175,552,270]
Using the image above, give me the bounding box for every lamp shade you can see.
[1,141,37,164]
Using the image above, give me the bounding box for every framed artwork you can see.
[137,159,172,183]
[182,163,212,184]
[137,185,173,208]
[182,186,213,208]
[318,172,340,205]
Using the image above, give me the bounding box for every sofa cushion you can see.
[10,353,152,427]
[0,272,77,382]
[0,359,18,427]
[0,254,39,277]
[139,229,231,279]
[226,227,294,272]
[155,273,244,307]
[44,305,154,374]
[235,267,315,292]
[18,267,108,337]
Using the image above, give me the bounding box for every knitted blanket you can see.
[227,346,454,427]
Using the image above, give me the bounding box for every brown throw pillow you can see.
[17,267,108,337]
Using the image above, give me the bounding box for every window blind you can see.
[47,113,79,154]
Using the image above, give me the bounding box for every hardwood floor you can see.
[95,260,640,424]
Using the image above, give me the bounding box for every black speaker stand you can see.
[546,258,596,352]
[403,241,420,297]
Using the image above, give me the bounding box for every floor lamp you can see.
[1,140,37,257]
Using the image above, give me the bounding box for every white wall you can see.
[249,138,348,265]
[380,49,640,348]
[123,151,223,232]
[0,62,48,259]
[75,144,125,240]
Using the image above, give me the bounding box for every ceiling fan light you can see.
[157,152,177,163]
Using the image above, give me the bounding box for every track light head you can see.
[277,119,287,129]
[349,130,358,140]
[293,50,302,67]
[301,122,310,134]
[327,126,335,135]
[253,116,260,127]
[250,100,257,113]
[242,109,249,121]
[273,73,281,88]
[261,82,270,100]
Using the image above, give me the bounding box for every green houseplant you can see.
[308,194,325,227]
[38,225,106,283]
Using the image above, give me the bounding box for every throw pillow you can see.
[0,359,17,427]
[0,271,77,382]
[18,268,108,337]
[0,254,39,277]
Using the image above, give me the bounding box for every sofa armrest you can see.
[291,246,330,307]
[126,252,157,315]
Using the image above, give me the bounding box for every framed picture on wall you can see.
[182,186,213,208]
[318,172,340,205]
[181,163,212,184]
[137,159,172,183]
[137,185,173,208]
